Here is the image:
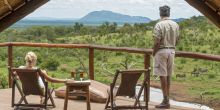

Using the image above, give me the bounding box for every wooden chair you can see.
[105,69,151,110]
[11,68,56,109]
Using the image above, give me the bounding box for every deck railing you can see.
[0,42,220,88]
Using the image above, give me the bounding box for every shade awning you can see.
[185,0,220,28]
[0,0,219,32]
[0,0,49,32]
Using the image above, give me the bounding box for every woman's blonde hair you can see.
[25,51,37,67]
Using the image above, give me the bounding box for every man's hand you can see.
[153,50,157,57]
[153,37,161,56]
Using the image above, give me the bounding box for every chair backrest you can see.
[114,69,147,97]
[12,68,44,96]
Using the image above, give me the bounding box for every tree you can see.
[109,22,117,33]
[74,22,84,34]
[98,22,110,36]
[119,23,133,37]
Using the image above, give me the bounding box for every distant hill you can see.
[13,11,189,27]
[78,10,151,23]
[172,18,186,22]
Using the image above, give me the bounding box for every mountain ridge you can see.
[15,10,187,27]
[78,10,151,23]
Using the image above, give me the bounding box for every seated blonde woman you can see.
[19,51,67,103]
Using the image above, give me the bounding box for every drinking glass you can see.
[80,72,84,81]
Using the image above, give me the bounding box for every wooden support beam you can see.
[0,0,49,32]
[185,0,220,28]
[144,54,151,102]
[8,45,13,88]
[89,48,94,80]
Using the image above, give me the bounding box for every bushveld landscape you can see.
[0,16,220,109]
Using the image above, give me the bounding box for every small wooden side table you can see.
[63,80,91,110]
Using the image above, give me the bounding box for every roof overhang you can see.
[0,0,219,32]
[0,0,49,32]
[185,0,220,28]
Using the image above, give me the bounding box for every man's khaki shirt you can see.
[153,17,179,48]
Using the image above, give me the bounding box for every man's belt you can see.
[159,47,175,49]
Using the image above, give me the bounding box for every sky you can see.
[26,0,202,20]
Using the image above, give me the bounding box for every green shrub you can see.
[59,64,69,72]
[41,57,60,71]
[177,66,183,70]
[178,46,183,51]
[14,57,25,68]
[0,54,6,61]
[180,59,186,64]
[201,50,207,53]
[95,54,102,61]
[195,48,200,52]
[0,73,8,89]
[208,74,216,79]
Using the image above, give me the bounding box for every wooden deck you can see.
[0,89,199,110]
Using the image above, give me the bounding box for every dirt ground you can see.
[150,81,220,110]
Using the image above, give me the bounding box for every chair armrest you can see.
[110,83,115,92]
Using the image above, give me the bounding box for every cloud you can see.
[28,0,201,19]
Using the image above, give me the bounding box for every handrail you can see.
[0,42,90,48]
[92,44,152,54]
[0,42,220,62]
[175,51,220,62]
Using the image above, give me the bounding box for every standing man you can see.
[153,5,179,109]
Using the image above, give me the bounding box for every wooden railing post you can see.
[89,48,94,80]
[8,45,13,88]
[144,54,151,102]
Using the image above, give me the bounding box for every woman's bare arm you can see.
[40,70,67,83]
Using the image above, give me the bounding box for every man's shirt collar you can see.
[160,17,170,21]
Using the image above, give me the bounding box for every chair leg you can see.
[86,86,91,110]
[17,88,28,105]
[18,96,26,104]
[105,95,110,109]
[110,98,114,110]
[134,96,142,109]
[15,80,28,104]
[145,84,149,110]
[64,86,69,110]
[110,85,115,110]
[48,89,56,108]
[45,83,48,109]
[12,80,15,107]
[42,88,55,107]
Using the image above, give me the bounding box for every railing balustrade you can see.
[0,42,220,88]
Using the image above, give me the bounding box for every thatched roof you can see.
[0,0,48,32]
[0,0,219,32]
[185,0,220,28]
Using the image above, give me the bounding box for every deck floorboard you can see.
[0,89,198,110]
